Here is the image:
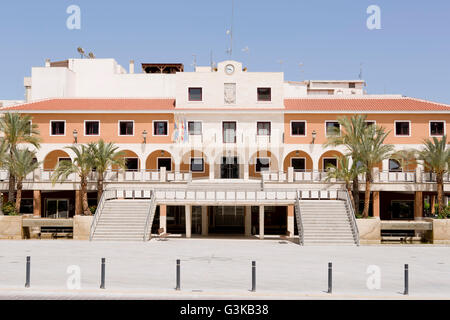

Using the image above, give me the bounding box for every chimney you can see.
[129,60,135,74]
[45,59,51,67]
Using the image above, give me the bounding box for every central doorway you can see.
[221,157,239,179]
[209,206,245,234]
[45,199,69,218]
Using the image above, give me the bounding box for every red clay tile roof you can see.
[2,98,176,111]
[284,97,450,112]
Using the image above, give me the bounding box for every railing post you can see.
[25,256,30,288]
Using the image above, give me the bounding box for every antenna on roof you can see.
[226,0,234,57]
[191,54,197,70]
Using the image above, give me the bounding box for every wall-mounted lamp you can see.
[73,129,78,144]
[142,130,148,144]
[311,130,317,144]
[161,150,165,156]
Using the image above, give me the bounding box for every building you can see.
[1,57,449,243]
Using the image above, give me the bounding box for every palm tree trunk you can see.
[437,173,444,216]
[8,171,15,203]
[15,179,22,214]
[97,174,104,203]
[352,178,360,214]
[81,176,90,215]
[347,183,356,213]
[363,171,372,218]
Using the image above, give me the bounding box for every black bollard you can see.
[25,256,30,288]
[176,259,181,291]
[327,262,332,294]
[251,261,256,292]
[100,258,106,289]
[403,264,409,295]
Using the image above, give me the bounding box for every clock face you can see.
[225,64,235,74]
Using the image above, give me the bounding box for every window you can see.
[430,121,445,136]
[25,121,32,136]
[257,122,271,136]
[256,158,270,172]
[349,83,356,89]
[190,158,204,172]
[85,121,99,136]
[365,121,376,127]
[395,121,410,136]
[291,121,306,136]
[153,121,168,136]
[188,88,202,101]
[323,158,337,171]
[50,121,65,136]
[223,121,236,143]
[291,158,306,172]
[20,199,34,214]
[58,157,71,164]
[257,88,271,101]
[157,158,172,171]
[188,121,202,135]
[389,159,402,172]
[125,158,138,171]
[119,121,134,136]
[325,121,340,136]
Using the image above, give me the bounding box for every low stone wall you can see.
[431,219,450,244]
[73,216,93,240]
[356,218,381,244]
[0,216,23,240]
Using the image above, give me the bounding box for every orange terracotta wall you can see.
[179,150,209,178]
[43,150,71,170]
[27,113,174,144]
[283,151,313,171]
[146,150,175,172]
[284,114,450,145]
[318,150,344,170]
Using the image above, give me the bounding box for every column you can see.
[287,205,294,237]
[75,190,82,215]
[159,205,167,232]
[33,190,41,217]
[201,206,208,236]
[372,191,380,218]
[245,206,252,236]
[259,205,264,240]
[185,205,192,238]
[415,191,423,220]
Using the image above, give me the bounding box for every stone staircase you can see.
[91,199,155,241]
[298,200,357,246]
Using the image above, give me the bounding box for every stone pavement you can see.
[0,239,450,299]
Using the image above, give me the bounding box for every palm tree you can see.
[0,139,9,215]
[418,135,450,216]
[325,155,365,210]
[359,124,394,218]
[0,113,40,202]
[325,115,368,214]
[391,149,418,172]
[51,145,94,215]
[6,148,40,213]
[87,140,125,202]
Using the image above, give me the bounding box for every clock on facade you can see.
[225,64,235,75]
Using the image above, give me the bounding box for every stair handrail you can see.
[338,189,360,246]
[143,190,156,241]
[89,189,116,241]
[295,191,305,245]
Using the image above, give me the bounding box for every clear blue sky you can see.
[1,0,449,103]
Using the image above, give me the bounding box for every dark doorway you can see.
[221,157,239,179]
[209,206,244,234]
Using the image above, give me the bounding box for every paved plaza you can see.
[1,239,450,299]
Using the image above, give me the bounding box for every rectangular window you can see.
[119,121,134,136]
[58,158,71,165]
[291,158,306,172]
[190,158,204,172]
[50,121,65,136]
[326,121,340,136]
[349,82,356,89]
[153,121,168,136]
[257,122,271,136]
[430,121,445,136]
[257,88,271,101]
[188,88,202,101]
[223,121,236,143]
[323,158,338,171]
[256,158,270,172]
[25,121,32,136]
[365,121,376,127]
[188,121,202,135]
[125,158,138,171]
[157,158,172,171]
[395,121,410,136]
[85,121,99,136]
[20,198,34,214]
[291,121,306,136]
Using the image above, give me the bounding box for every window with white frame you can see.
[325,121,340,136]
[190,158,204,172]
[395,121,410,136]
[188,121,202,135]
[430,121,445,136]
[188,88,202,101]
[85,121,100,136]
[257,122,271,136]
[119,121,134,136]
[256,158,270,172]
[50,121,65,136]
[291,121,306,136]
[153,121,168,136]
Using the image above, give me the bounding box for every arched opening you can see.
[283,150,313,172]
[146,150,174,172]
[114,150,140,171]
[318,150,344,171]
[249,150,278,177]
[180,150,209,178]
[43,150,71,171]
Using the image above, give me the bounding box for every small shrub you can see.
[89,205,97,215]
[2,201,18,216]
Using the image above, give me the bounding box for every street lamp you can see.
[73,129,78,144]
[142,130,148,144]
[312,130,317,144]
